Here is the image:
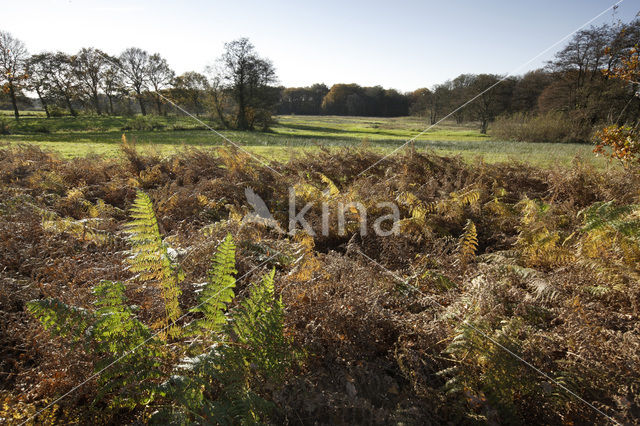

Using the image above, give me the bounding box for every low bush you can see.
[32,124,51,134]
[49,106,68,117]
[124,115,166,131]
[0,118,11,135]
[491,111,593,143]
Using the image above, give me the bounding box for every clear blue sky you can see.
[4,0,638,92]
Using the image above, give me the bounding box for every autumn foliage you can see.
[1,144,640,424]
[594,46,640,167]
[594,124,640,166]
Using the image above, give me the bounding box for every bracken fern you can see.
[125,190,183,339]
[458,219,478,267]
[152,268,295,424]
[27,280,163,409]
[189,233,237,335]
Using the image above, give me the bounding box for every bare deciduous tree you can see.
[0,31,28,119]
[120,47,150,115]
[74,48,108,114]
[49,52,79,117]
[216,38,277,130]
[206,72,231,128]
[147,53,174,115]
[26,53,54,118]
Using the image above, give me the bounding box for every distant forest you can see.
[1,19,639,139]
[278,19,640,138]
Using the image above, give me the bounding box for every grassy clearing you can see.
[273,115,490,141]
[0,111,609,168]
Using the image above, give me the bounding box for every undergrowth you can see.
[0,144,639,424]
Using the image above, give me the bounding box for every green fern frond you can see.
[190,234,237,335]
[125,191,165,280]
[579,201,640,238]
[231,268,293,383]
[26,298,92,342]
[90,280,163,407]
[232,269,276,341]
[152,269,294,424]
[28,280,162,409]
[92,281,153,354]
[125,190,182,338]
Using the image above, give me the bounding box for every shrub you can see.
[0,118,11,135]
[491,111,593,143]
[124,115,165,131]
[49,106,67,117]
[594,124,640,168]
[33,124,51,134]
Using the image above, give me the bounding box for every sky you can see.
[2,0,638,92]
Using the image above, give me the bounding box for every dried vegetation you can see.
[1,142,639,424]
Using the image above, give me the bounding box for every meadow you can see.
[0,111,607,167]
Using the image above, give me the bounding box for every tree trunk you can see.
[192,93,200,116]
[107,95,114,115]
[480,119,488,134]
[8,84,19,119]
[155,94,163,115]
[93,91,102,115]
[36,88,50,118]
[212,91,229,128]
[138,93,147,116]
[236,86,247,130]
[237,108,247,129]
[65,95,78,117]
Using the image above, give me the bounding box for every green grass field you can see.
[0,111,609,168]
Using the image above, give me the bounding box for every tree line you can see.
[407,18,640,134]
[285,19,640,136]
[277,83,409,117]
[1,18,639,135]
[0,35,278,130]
